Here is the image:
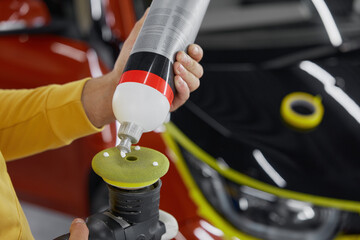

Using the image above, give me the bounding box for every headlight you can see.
[181,146,342,240]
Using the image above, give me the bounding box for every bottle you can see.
[112,0,210,155]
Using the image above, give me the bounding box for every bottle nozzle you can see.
[117,136,132,157]
[116,122,143,157]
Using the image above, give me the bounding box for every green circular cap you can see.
[92,146,169,189]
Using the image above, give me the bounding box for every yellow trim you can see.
[335,235,360,240]
[280,92,324,130]
[162,129,259,240]
[103,178,158,189]
[165,122,360,213]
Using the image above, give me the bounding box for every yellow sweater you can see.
[0,79,102,239]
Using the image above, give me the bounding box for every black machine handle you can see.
[53,211,165,240]
[54,181,166,240]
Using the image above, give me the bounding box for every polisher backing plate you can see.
[92,146,169,189]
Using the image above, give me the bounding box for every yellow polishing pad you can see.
[92,146,169,189]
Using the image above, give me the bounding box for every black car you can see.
[165,0,360,239]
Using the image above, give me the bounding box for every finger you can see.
[69,218,89,240]
[187,44,203,63]
[170,76,190,112]
[173,61,200,92]
[175,51,204,79]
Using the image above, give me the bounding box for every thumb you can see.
[69,218,89,240]
[113,8,149,75]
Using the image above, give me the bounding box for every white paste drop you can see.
[152,161,159,167]
[103,152,109,157]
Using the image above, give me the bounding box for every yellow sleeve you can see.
[0,78,103,161]
[0,152,34,240]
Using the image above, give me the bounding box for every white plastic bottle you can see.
[112,0,210,155]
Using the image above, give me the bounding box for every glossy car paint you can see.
[103,0,137,41]
[0,0,50,29]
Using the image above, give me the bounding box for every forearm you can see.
[0,80,101,161]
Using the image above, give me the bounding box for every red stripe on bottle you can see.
[119,70,174,104]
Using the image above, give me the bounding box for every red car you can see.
[3,0,360,240]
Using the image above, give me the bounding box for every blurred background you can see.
[3,0,360,239]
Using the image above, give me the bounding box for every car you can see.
[162,0,360,239]
[2,0,360,239]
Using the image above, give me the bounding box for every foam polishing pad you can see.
[92,146,169,189]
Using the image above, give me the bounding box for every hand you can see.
[69,218,89,240]
[82,9,204,127]
[114,9,204,112]
[171,44,203,111]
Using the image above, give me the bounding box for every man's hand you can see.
[69,218,89,240]
[82,9,204,128]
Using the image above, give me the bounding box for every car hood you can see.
[171,49,360,202]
